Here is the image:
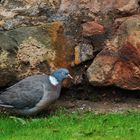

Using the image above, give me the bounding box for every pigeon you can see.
[0,68,73,116]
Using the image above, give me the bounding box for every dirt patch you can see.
[55,85,140,113]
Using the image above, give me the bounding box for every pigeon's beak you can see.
[67,74,73,79]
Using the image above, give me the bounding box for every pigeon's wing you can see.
[0,75,49,109]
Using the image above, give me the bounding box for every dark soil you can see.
[55,85,140,113]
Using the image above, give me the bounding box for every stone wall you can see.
[0,0,140,90]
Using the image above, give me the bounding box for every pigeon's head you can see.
[51,68,73,82]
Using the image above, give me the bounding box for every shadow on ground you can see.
[55,85,140,113]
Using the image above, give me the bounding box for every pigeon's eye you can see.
[62,72,65,76]
[62,72,68,76]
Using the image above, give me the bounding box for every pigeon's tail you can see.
[0,100,14,108]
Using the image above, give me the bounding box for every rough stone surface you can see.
[87,17,140,90]
[0,0,140,90]
[0,22,75,86]
[74,43,94,65]
[82,21,105,36]
[58,0,138,15]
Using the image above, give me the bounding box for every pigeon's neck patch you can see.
[49,76,59,86]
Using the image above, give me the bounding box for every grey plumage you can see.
[0,68,72,116]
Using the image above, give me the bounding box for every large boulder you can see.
[87,17,140,90]
[0,22,75,87]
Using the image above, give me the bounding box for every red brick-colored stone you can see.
[82,21,105,36]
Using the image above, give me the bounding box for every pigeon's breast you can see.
[35,82,61,110]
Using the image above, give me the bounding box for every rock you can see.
[57,0,138,53]
[0,22,75,87]
[82,21,105,36]
[74,43,94,65]
[58,0,138,15]
[0,0,138,31]
[0,0,58,30]
[87,17,140,90]
[116,0,138,13]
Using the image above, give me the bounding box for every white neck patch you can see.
[49,76,59,86]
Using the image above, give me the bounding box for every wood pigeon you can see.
[0,68,72,116]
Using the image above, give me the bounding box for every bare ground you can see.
[55,85,140,113]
